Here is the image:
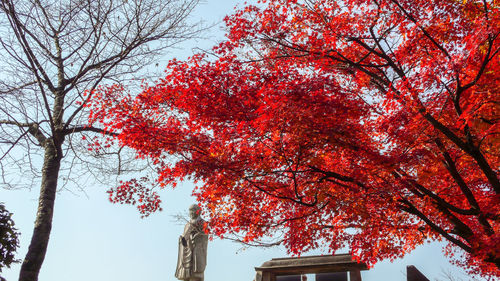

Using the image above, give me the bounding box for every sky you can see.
[0,1,481,281]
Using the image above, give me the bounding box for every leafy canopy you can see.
[0,203,19,277]
[89,0,500,277]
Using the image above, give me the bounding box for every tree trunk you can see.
[18,141,62,281]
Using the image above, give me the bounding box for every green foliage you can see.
[0,202,20,278]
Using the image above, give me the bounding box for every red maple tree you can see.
[88,0,500,277]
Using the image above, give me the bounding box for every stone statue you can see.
[175,204,208,281]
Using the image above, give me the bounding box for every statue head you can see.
[188,204,201,220]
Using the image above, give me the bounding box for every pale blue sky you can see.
[1,180,474,281]
[0,1,478,281]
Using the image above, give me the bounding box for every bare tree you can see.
[0,0,203,280]
[435,268,484,281]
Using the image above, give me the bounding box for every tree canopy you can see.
[89,0,500,277]
[0,203,19,280]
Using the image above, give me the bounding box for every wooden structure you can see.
[254,254,368,281]
[406,266,430,281]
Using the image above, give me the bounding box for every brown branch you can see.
[459,33,498,92]
[398,198,472,253]
[309,165,368,190]
[434,138,495,233]
[222,236,284,248]
[243,176,318,207]
[62,125,119,137]
[393,170,477,216]
[389,0,451,60]
[1,0,56,133]
[0,130,29,161]
[0,120,47,145]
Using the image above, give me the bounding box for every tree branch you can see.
[398,198,472,253]
[0,120,47,145]
[62,125,118,137]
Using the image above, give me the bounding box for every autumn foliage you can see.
[88,0,500,277]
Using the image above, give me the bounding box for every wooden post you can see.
[407,265,430,281]
[350,270,362,281]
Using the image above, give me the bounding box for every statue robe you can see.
[175,217,208,280]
